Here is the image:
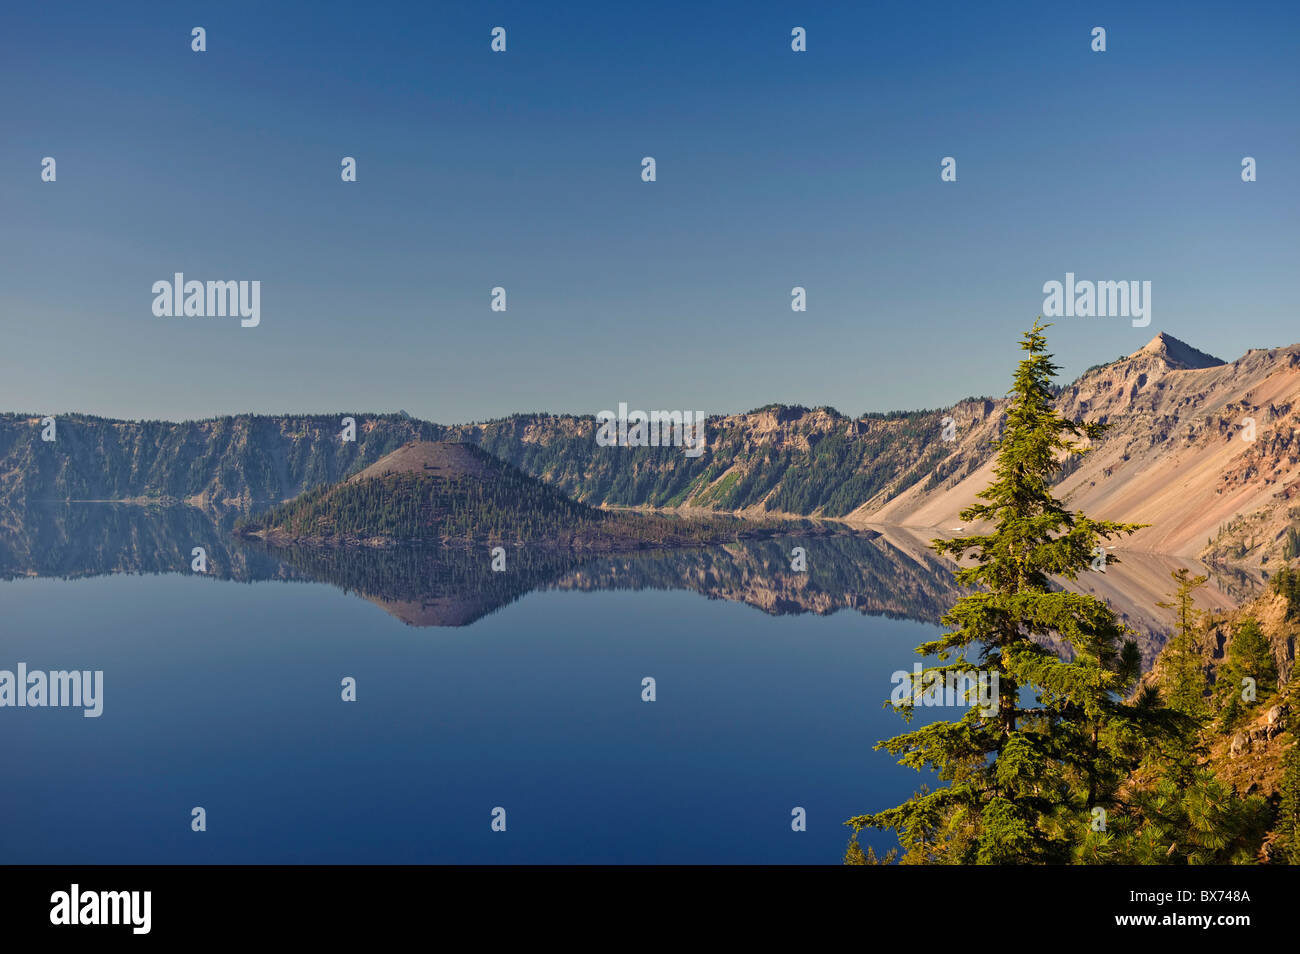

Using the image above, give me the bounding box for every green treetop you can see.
[1156,568,1210,720]
[847,320,1161,864]
[1215,617,1278,724]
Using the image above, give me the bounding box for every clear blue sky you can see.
[1,0,1296,422]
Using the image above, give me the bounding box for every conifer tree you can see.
[1105,770,1269,864]
[1273,563,1300,619]
[1156,568,1210,719]
[1272,747,1300,864]
[1215,617,1278,721]
[847,320,1154,864]
[842,836,898,865]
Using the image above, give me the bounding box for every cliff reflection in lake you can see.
[0,502,1266,664]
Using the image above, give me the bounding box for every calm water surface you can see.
[6,502,1239,863]
[1,529,951,863]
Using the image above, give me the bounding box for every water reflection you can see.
[0,502,1266,663]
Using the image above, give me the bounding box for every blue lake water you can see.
[1,559,950,864]
[5,503,1225,864]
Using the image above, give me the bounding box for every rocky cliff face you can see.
[0,413,446,509]
[0,405,963,519]
[871,334,1300,565]
[3,334,1298,564]
[1140,577,1300,810]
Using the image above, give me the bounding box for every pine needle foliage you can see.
[847,320,1165,864]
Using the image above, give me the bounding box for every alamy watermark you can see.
[152,273,260,327]
[596,403,706,457]
[890,664,999,716]
[0,663,103,717]
[1042,272,1150,328]
[50,884,150,934]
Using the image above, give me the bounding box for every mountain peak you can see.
[1132,332,1224,370]
[345,441,498,484]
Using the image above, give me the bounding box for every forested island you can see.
[235,440,830,550]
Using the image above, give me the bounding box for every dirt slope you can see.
[866,334,1300,565]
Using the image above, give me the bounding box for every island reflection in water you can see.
[0,502,1265,664]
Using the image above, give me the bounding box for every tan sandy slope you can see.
[863,334,1300,566]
